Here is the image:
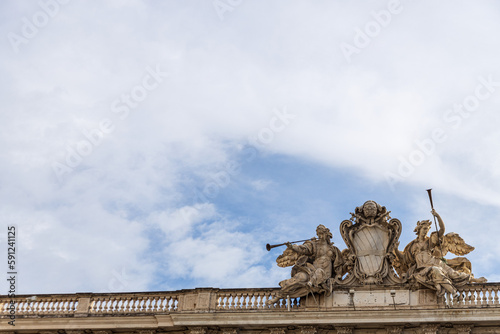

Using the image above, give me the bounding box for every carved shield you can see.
[351,225,390,276]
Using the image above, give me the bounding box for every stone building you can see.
[2,201,499,333]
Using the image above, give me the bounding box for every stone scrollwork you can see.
[299,326,317,334]
[454,325,473,334]
[385,326,404,334]
[337,200,403,285]
[221,329,239,334]
[189,327,208,334]
[268,200,487,304]
[420,324,440,334]
[335,327,353,334]
[269,328,287,334]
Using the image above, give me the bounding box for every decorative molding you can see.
[221,329,239,334]
[454,325,473,334]
[269,328,286,334]
[420,324,440,334]
[335,327,353,334]
[189,327,208,334]
[386,326,404,334]
[300,326,317,334]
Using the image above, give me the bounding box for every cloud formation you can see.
[0,0,499,294]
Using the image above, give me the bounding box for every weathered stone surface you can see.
[267,201,487,306]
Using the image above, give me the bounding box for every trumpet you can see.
[266,239,314,251]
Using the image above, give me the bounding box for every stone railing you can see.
[443,283,500,308]
[216,288,300,310]
[1,283,499,317]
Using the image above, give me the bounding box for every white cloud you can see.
[1,0,499,294]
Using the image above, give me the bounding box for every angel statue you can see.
[394,209,486,298]
[266,224,344,305]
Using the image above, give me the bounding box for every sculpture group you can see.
[267,200,486,305]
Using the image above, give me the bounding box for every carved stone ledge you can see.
[66,331,86,334]
[137,331,156,334]
[300,326,317,334]
[420,324,440,334]
[386,326,404,334]
[335,327,353,334]
[93,331,112,334]
[269,328,287,334]
[454,325,473,334]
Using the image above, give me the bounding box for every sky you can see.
[1,0,500,295]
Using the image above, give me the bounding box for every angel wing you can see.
[442,232,475,256]
[276,247,299,268]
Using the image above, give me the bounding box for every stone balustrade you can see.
[444,283,500,307]
[1,283,500,318]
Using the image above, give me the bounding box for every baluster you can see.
[126,297,133,312]
[229,294,235,309]
[57,300,64,313]
[101,298,108,313]
[173,296,178,311]
[127,297,134,312]
[162,296,169,312]
[243,292,248,308]
[482,287,488,306]
[148,296,155,312]
[488,288,493,306]
[494,287,499,305]
[155,296,163,312]
[257,293,263,308]
[456,290,463,307]
[92,298,99,313]
[114,297,121,312]
[46,299,53,313]
[221,295,228,309]
[471,287,477,306]
[131,297,138,312]
[16,301,23,314]
[96,298,103,313]
[122,297,129,312]
[238,293,243,309]
[463,287,470,306]
[237,293,243,309]
[135,296,142,312]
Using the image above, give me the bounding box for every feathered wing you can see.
[276,247,299,268]
[442,232,475,256]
